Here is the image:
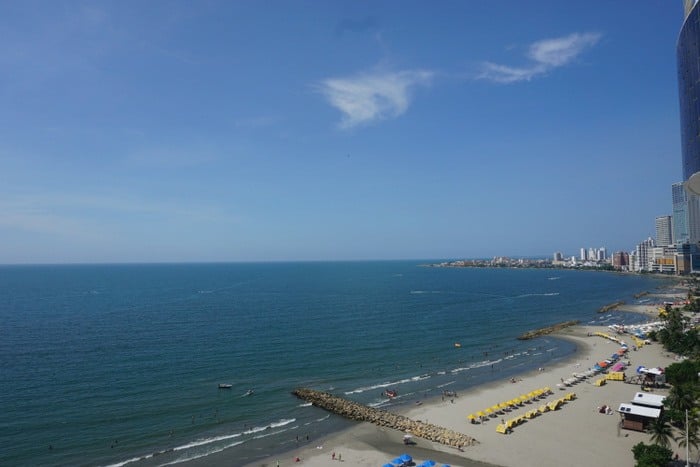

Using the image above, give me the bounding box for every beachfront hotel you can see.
[678,0,700,194]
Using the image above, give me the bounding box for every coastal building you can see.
[553,251,563,262]
[612,251,629,271]
[650,246,676,273]
[678,0,700,194]
[596,247,607,261]
[655,215,673,246]
[672,182,691,244]
[633,237,656,272]
[580,248,587,261]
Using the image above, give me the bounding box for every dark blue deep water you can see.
[0,262,667,466]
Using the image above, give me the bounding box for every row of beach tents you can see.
[467,386,553,423]
[495,392,576,434]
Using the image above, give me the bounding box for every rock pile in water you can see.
[292,388,477,448]
[517,320,580,340]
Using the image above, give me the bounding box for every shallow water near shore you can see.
[0,262,671,466]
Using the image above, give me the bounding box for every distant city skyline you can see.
[0,2,684,263]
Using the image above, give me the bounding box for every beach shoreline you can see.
[235,300,687,467]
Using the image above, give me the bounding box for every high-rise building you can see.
[580,248,587,261]
[678,1,700,194]
[656,215,673,246]
[596,247,607,261]
[634,237,656,272]
[672,182,691,244]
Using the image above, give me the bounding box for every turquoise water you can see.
[0,262,665,466]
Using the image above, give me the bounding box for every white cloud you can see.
[478,32,602,84]
[318,70,433,129]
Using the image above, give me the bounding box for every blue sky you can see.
[0,1,686,263]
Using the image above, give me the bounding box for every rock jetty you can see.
[292,388,477,448]
[598,301,625,313]
[517,320,580,340]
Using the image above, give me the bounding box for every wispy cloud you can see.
[478,32,602,84]
[317,70,433,129]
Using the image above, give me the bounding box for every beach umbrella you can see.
[383,464,395,467]
[399,453,413,463]
[498,402,509,409]
[467,414,476,421]
[421,461,437,467]
[392,457,404,465]
[476,411,485,418]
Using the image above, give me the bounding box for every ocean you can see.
[0,261,671,466]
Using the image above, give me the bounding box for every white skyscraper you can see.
[655,215,673,247]
[580,248,587,261]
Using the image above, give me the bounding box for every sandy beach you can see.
[243,302,688,467]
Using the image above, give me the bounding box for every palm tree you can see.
[649,415,674,449]
[666,384,697,414]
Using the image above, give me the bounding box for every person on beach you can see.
[332,452,335,460]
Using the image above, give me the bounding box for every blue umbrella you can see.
[399,453,413,463]
[441,465,451,467]
[391,457,404,465]
[420,461,436,467]
[383,464,395,467]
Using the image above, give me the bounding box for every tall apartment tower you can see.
[656,215,673,246]
[678,0,700,194]
[580,248,587,261]
[673,182,691,244]
[634,237,656,272]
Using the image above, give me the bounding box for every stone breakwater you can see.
[517,320,580,340]
[598,301,625,313]
[292,388,478,448]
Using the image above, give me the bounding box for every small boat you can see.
[218,384,233,389]
[243,389,254,396]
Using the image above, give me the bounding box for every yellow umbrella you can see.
[498,402,509,409]
[467,414,476,420]
[491,405,501,413]
[476,411,485,417]
[519,395,529,402]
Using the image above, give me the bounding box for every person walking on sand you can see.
[332,452,335,460]
[338,452,342,461]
